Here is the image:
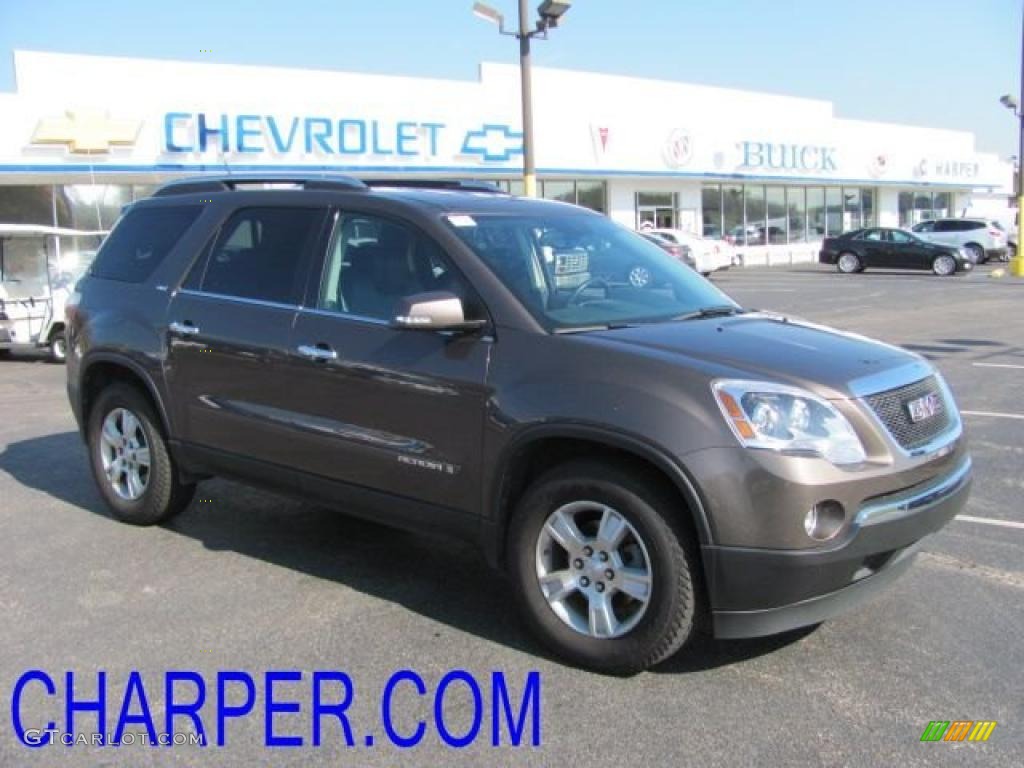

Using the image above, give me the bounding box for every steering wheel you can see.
[568,277,611,306]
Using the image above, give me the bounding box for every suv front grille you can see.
[864,375,951,451]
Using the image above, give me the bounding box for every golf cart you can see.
[0,224,107,362]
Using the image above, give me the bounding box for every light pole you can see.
[1000,9,1024,249]
[472,1,572,197]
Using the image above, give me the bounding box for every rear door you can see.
[281,210,492,513]
[856,229,889,267]
[164,204,329,466]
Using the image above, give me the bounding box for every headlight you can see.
[712,380,866,465]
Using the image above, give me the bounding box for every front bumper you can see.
[707,455,972,639]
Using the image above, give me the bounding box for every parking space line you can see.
[961,410,1024,421]
[972,363,1024,370]
[955,515,1024,530]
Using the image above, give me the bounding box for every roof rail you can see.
[152,173,368,197]
[364,179,506,194]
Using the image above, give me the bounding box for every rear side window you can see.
[188,207,325,305]
[90,206,201,283]
[932,221,953,232]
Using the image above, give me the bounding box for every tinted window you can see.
[890,230,914,244]
[90,206,201,283]
[318,214,480,322]
[860,229,884,241]
[964,221,985,230]
[914,221,934,232]
[193,207,323,305]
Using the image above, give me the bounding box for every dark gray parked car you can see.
[66,175,972,674]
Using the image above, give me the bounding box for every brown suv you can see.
[66,175,972,674]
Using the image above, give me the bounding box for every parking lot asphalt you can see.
[1,262,1022,766]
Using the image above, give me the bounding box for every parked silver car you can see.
[911,218,1008,263]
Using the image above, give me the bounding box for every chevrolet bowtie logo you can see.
[461,124,524,163]
[31,110,141,154]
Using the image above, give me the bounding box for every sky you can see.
[0,0,1019,157]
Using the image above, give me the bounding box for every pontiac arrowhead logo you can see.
[31,110,141,154]
[590,124,610,159]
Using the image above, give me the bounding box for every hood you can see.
[587,312,930,399]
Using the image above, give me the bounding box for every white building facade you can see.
[0,51,1013,265]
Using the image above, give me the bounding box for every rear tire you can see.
[508,460,699,675]
[87,384,195,525]
[49,332,67,363]
[837,252,861,274]
[963,243,984,264]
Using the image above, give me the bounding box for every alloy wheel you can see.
[535,501,653,639]
[98,408,151,500]
[933,255,956,276]
[628,266,652,288]
[837,253,860,273]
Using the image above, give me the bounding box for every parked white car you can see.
[0,224,106,361]
[648,228,734,276]
[910,218,1008,263]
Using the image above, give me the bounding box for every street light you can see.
[472,1,572,197]
[1000,11,1024,253]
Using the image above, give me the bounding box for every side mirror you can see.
[391,291,486,333]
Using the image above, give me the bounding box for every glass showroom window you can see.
[576,181,607,214]
[861,189,875,228]
[898,190,948,226]
[722,185,743,243]
[56,185,132,231]
[541,180,575,204]
[702,184,722,239]
[765,186,787,244]
[493,179,606,213]
[743,186,765,245]
[843,188,862,231]
[787,187,806,242]
[702,183,869,245]
[825,187,843,236]
[807,187,826,238]
[0,185,56,226]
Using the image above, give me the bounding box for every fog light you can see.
[804,501,845,541]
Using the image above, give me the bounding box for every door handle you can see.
[297,344,338,361]
[169,321,200,336]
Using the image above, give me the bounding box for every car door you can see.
[281,210,492,514]
[887,229,928,269]
[164,204,329,467]
[857,229,889,267]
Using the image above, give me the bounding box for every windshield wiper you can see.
[671,305,744,322]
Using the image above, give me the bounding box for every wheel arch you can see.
[483,424,713,571]
[79,354,171,440]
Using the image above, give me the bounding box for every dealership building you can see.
[0,51,1013,265]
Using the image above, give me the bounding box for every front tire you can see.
[932,254,957,276]
[837,252,861,274]
[508,461,699,675]
[87,384,195,525]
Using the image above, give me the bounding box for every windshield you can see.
[446,212,737,331]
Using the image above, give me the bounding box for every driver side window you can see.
[318,214,480,322]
